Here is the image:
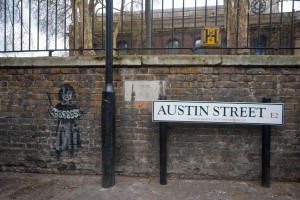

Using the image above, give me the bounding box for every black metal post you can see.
[262,98,271,187]
[159,96,167,185]
[101,0,115,188]
[160,121,167,185]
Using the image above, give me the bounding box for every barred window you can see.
[167,39,180,54]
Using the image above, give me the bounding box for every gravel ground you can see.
[0,172,299,200]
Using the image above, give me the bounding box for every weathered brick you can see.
[197,74,214,82]
[202,67,214,74]
[90,94,101,101]
[148,68,170,74]
[282,68,300,75]
[168,74,186,81]
[50,68,61,74]
[0,60,299,182]
[246,68,270,75]
[60,68,79,74]
[170,67,200,74]
[215,81,238,88]
[47,74,63,81]
[214,67,236,74]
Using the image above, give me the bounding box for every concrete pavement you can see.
[0,172,299,200]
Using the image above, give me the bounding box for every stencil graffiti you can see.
[48,84,82,155]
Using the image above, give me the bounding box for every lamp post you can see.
[101,0,115,188]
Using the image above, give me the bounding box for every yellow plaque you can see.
[202,26,220,47]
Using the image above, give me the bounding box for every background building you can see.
[72,1,300,56]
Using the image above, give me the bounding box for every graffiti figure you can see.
[48,84,82,154]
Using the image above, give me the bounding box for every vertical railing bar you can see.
[269,0,273,48]
[205,0,207,26]
[141,0,144,50]
[64,0,67,50]
[236,0,240,48]
[171,0,174,48]
[55,0,58,50]
[215,0,218,26]
[258,0,262,50]
[145,0,152,54]
[102,2,104,48]
[46,0,49,50]
[279,0,284,48]
[225,0,229,50]
[21,0,23,51]
[182,0,185,48]
[290,0,295,54]
[37,0,40,50]
[4,0,7,51]
[130,0,133,49]
[152,0,154,51]
[73,0,76,50]
[12,0,15,51]
[92,0,95,50]
[161,0,164,48]
[247,0,250,47]
[29,0,31,51]
[82,0,85,50]
[121,1,124,34]
[193,0,196,49]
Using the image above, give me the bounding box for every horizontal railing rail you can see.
[0,0,299,57]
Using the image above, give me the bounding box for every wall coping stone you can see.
[1,55,300,68]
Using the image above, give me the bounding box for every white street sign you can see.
[152,101,284,125]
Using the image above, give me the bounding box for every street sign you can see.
[152,101,284,125]
[201,26,221,47]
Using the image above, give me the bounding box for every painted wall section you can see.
[48,84,82,156]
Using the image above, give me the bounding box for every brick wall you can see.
[0,56,299,181]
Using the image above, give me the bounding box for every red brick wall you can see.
[0,56,299,181]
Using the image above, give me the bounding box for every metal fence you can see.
[0,0,299,56]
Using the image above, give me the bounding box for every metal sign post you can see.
[262,98,271,187]
[159,96,167,185]
[153,98,283,187]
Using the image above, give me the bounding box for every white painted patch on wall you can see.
[125,81,165,101]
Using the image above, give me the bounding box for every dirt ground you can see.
[0,172,299,200]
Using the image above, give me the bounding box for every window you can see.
[166,39,180,54]
[117,41,128,54]
[194,38,206,55]
[253,35,267,55]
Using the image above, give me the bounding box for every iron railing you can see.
[0,0,299,56]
